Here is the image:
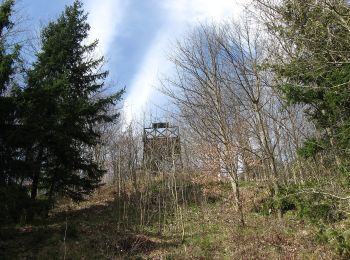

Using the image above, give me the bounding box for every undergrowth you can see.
[0,176,342,259]
[258,182,350,258]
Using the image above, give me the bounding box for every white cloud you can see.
[123,29,172,125]
[162,0,247,23]
[83,0,129,55]
[123,0,248,125]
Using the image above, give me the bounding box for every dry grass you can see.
[0,178,340,259]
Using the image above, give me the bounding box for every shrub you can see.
[258,184,350,258]
[258,185,345,224]
[316,226,350,258]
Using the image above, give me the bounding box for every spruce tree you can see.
[0,0,20,186]
[0,0,31,224]
[265,0,350,161]
[23,0,123,203]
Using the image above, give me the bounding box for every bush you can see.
[316,226,350,258]
[258,185,345,224]
[297,197,344,224]
[258,184,350,258]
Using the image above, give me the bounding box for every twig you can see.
[282,188,350,201]
[63,211,68,260]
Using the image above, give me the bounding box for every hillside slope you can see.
[0,181,338,259]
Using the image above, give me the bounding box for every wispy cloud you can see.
[123,0,247,125]
[123,28,173,125]
[84,0,129,55]
[162,0,246,23]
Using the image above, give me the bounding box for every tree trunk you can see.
[229,175,245,226]
[30,147,43,200]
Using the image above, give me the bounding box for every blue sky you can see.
[20,0,246,124]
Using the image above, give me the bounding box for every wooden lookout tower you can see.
[143,122,182,173]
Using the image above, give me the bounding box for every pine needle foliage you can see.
[21,0,123,203]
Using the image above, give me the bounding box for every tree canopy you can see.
[262,0,350,160]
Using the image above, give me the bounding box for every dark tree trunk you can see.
[30,147,43,200]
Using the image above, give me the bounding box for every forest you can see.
[1,0,350,259]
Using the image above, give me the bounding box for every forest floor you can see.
[0,180,339,259]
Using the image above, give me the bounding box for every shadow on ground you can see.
[0,196,182,259]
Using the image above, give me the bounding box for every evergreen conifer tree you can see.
[0,0,31,224]
[0,0,21,186]
[265,0,350,161]
[23,0,123,203]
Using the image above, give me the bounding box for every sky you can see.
[21,0,247,125]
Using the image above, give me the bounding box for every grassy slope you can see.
[0,182,338,259]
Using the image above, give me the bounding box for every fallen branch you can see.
[282,188,350,201]
[305,189,350,200]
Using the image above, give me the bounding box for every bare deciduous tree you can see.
[163,16,311,222]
